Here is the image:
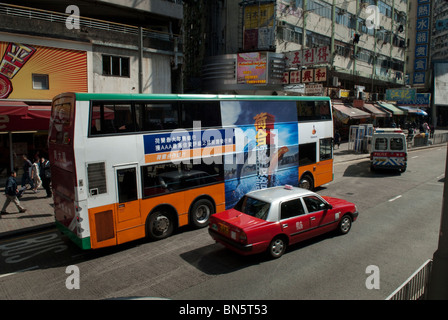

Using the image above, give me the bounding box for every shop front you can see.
[332,101,371,141]
[0,101,51,180]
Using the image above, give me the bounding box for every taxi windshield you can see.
[234,196,270,220]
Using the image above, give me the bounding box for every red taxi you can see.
[208,186,358,258]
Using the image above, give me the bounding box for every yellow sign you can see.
[0,41,87,100]
[244,3,275,29]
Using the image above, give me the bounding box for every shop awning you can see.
[398,106,428,116]
[332,103,371,123]
[0,101,51,131]
[0,101,29,116]
[360,103,389,118]
[377,102,406,116]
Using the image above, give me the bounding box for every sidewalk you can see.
[0,187,54,239]
[0,132,446,240]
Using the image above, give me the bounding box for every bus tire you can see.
[190,198,214,228]
[299,174,314,190]
[147,210,174,240]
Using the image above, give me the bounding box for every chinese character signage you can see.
[282,67,327,84]
[413,1,430,86]
[243,3,275,51]
[386,88,417,102]
[395,93,431,106]
[314,68,327,82]
[0,41,87,99]
[285,46,330,68]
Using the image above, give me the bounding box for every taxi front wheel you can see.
[338,215,352,235]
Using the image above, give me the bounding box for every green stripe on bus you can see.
[55,221,91,250]
[72,93,330,102]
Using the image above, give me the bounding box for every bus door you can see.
[114,164,141,234]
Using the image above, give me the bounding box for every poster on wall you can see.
[237,52,267,84]
[0,42,87,100]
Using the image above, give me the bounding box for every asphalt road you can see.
[0,145,445,302]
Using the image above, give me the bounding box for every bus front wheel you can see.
[147,210,174,240]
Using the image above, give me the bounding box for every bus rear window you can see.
[49,102,73,145]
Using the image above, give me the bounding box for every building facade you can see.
[0,0,183,179]
[196,0,408,98]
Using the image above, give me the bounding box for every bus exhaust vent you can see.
[87,162,107,196]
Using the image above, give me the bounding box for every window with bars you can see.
[102,55,130,77]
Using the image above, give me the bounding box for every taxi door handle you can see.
[310,216,316,221]
[119,204,125,208]
[282,223,288,228]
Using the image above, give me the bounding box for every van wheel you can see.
[147,210,174,240]
[190,199,214,228]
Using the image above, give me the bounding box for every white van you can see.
[370,128,407,173]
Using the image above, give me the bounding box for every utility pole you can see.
[427,144,448,299]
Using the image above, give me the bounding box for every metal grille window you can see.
[88,162,107,196]
[102,55,130,77]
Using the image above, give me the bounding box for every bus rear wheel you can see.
[299,174,314,190]
[147,210,174,240]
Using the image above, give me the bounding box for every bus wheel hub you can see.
[155,215,169,232]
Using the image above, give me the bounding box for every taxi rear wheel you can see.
[267,236,287,259]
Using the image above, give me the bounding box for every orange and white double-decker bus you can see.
[49,93,333,249]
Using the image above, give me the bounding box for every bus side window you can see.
[180,101,221,128]
[114,104,135,132]
[141,102,179,131]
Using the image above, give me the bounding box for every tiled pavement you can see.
[0,187,55,238]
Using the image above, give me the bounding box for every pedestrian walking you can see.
[334,131,341,149]
[1,170,27,218]
[40,156,52,198]
[31,157,42,193]
[21,155,34,190]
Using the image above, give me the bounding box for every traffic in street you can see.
[0,144,445,300]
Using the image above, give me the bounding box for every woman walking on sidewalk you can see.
[1,170,27,218]
[31,157,42,193]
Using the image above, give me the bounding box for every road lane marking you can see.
[388,195,402,202]
[411,156,419,159]
[437,174,445,180]
[0,266,39,278]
